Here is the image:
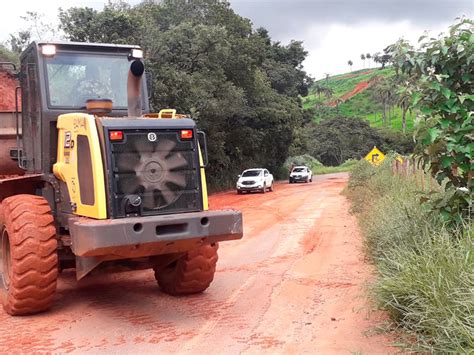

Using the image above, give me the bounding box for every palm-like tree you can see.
[335,98,343,113]
[397,89,411,133]
[324,73,330,85]
[366,53,371,68]
[373,52,381,67]
[324,87,333,99]
[347,60,353,72]
[360,54,366,68]
[372,79,394,124]
[315,84,324,99]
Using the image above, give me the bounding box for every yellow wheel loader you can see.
[0,42,243,315]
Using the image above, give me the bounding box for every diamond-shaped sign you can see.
[364,146,385,166]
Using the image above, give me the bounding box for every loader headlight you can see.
[130,48,144,59]
[41,44,56,56]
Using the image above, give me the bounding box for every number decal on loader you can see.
[65,131,72,148]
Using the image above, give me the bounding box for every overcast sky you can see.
[1,0,472,79]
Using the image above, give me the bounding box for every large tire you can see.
[154,243,218,296]
[0,195,58,315]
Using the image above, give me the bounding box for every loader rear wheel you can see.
[154,243,219,296]
[0,195,58,315]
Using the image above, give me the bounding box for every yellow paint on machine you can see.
[364,146,385,166]
[53,113,107,219]
[198,143,209,211]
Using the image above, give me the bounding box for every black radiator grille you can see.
[108,129,201,218]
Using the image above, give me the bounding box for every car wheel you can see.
[262,184,266,194]
[237,190,242,194]
[269,183,274,192]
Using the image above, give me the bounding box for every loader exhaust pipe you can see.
[127,60,145,117]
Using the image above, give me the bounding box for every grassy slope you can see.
[302,67,415,132]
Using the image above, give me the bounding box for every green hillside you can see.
[302,67,415,132]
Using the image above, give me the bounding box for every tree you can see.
[366,53,371,68]
[335,97,343,113]
[347,60,353,72]
[397,88,411,133]
[0,45,19,65]
[308,117,384,166]
[58,0,312,189]
[373,52,380,67]
[360,53,365,68]
[9,11,58,52]
[388,18,474,222]
[314,84,326,100]
[324,73,330,85]
[8,31,31,54]
[373,49,392,69]
[323,87,333,99]
[371,78,395,125]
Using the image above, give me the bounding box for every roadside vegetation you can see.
[302,64,416,133]
[4,1,313,191]
[347,19,473,352]
[283,154,357,176]
[346,159,473,352]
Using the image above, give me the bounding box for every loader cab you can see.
[18,41,150,174]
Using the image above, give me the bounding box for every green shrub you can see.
[347,159,474,352]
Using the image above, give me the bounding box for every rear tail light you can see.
[180,129,193,140]
[109,131,124,141]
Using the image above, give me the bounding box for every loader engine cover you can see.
[101,117,203,218]
[54,115,203,219]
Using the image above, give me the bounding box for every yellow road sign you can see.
[364,146,385,166]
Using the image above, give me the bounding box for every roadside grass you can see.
[313,159,357,175]
[346,159,474,352]
[283,155,357,176]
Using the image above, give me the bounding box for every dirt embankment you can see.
[327,75,381,107]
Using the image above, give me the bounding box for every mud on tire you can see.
[154,243,219,296]
[0,195,58,315]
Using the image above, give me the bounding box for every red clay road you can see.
[0,173,394,353]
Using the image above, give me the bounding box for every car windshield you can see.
[242,170,262,177]
[293,168,306,172]
[45,52,130,108]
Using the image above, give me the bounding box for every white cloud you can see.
[0,0,105,43]
[302,20,453,79]
[0,0,467,79]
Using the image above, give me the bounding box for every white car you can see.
[289,166,312,183]
[236,168,274,194]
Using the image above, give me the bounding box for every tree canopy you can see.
[56,0,313,188]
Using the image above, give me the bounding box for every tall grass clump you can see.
[347,158,474,352]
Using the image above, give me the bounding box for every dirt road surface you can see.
[0,173,394,354]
